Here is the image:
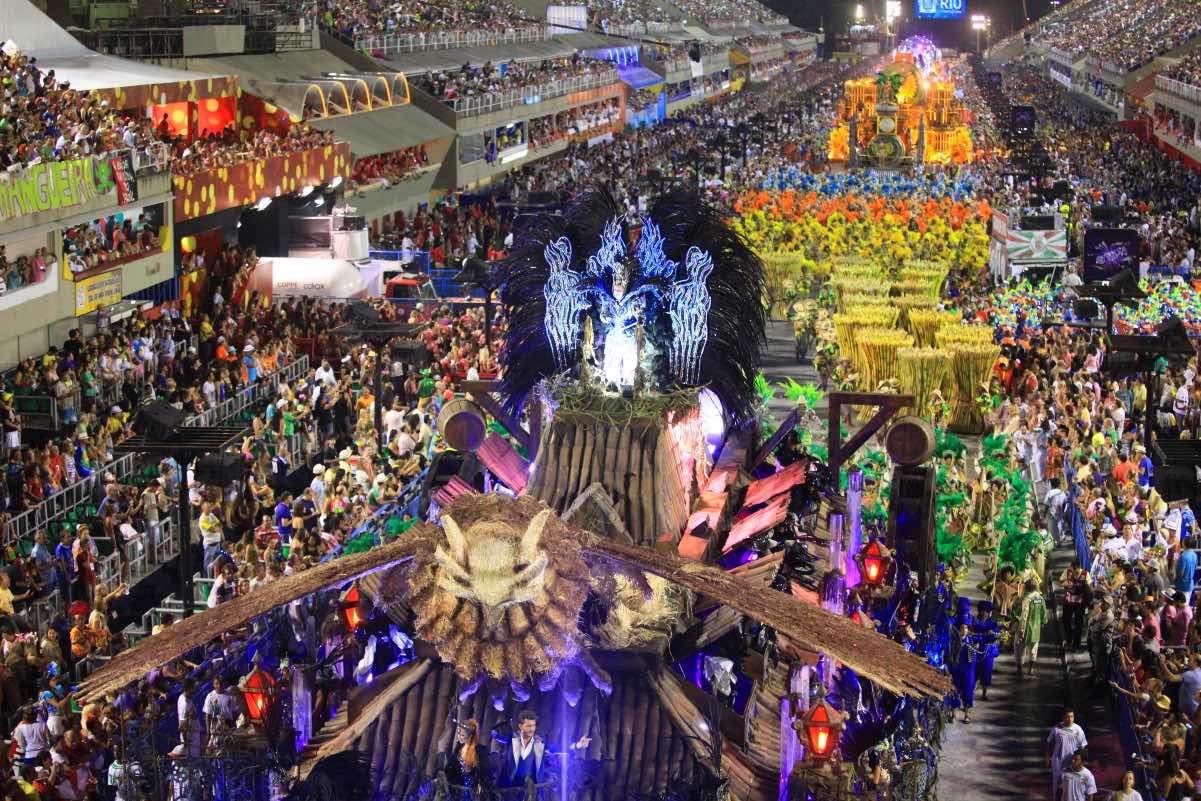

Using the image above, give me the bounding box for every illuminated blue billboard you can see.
[915,0,965,18]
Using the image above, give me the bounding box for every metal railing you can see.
[3,452,139,546]
[366,248,432,272]
[2,357,307,548]
[605,21,682,36]
[1049,46,1081,66]
[1156,74,1201,105]
[183,355,308,427]
[438,71,620,117]
[353,25,546,56]
[130,141,173,173]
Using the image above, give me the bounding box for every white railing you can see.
[1049,46,1080,66]
[605,21,682,36]
[131,140,172,174]
[2,356,308,548]
[440,71,620,117]
[355,25,546,56]
[1156,74,1201,106]
[3,452,139,546]
[183,355,308,427]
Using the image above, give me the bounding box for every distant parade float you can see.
[829,40,974,167]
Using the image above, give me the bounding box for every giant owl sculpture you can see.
[405,494,608,692]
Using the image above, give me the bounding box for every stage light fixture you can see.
[299,185,315,197]
[330,176,344,189]
[256,197,273,211]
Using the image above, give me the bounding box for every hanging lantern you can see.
[241,664,277,724]
[798,685,845,760]
[341,583,363,631]
[854,538,890,586]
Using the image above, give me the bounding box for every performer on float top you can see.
[972,600,1002,700]
[498,710,592,790]
[439,719,492,800]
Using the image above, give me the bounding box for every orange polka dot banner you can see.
[93,76,240,114]
[171,142,351,222]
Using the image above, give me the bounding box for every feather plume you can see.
[496,186,766,425]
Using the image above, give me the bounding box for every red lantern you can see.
[341,583,363,631]
[241,665,277,724]
[798,686,845,760]
[855,539,890,586]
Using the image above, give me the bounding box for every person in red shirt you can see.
[1113,454,1138,484]
[1045,438,1064,480]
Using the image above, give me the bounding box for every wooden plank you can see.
[462,380,531,450]
[826,391,913,474]
[742,460,807,508]
[722,494,789,553]
[751,407,801,468]
[477,433,529,493]
[300,660,433,777]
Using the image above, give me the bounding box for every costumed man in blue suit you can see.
[948,616,977,723]
[972,600,1002,700]
[498,709,592,791]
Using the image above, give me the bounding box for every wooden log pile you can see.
[349,661,706,801]
[526,415,688,548]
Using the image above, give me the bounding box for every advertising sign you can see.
[1082,227,1142,282]
[1005,228,1068,262]
[915,0,966,18]
[75,269,124,316]
[0,158,109,223]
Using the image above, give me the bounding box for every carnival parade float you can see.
[77,190,951,801]
[829,37,975,168]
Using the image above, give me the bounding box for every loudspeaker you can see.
[347,300,380,327]
[1021,214,1056,231]
[1072,298,1101,320]
[195,452,247,487]
[886,465,937,589]
[419,452,484,515]
[135,401,188,440]
[1155,463,1198,504]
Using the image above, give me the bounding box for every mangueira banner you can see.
[0,157,118,223]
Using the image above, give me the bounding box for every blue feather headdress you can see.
[497,187,766,425]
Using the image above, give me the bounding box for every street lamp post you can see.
[971,14,991,53]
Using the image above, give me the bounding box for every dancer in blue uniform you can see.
[948,618,977,722]
[971,600,1002,700]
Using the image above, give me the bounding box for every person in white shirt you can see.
[314,360,337,388]
[309,464,326,512]
[13,708,49,765]
[1058,750,1096,801]
[202,674,242,738]
[1046,709,1087,801]
[383,401,407,441]
[176,678,203,756]
[1174,382,1190,426]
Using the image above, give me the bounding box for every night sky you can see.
[766,0,1058,50]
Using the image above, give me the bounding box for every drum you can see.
[436,398,487,452]
[884,415,935,466]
